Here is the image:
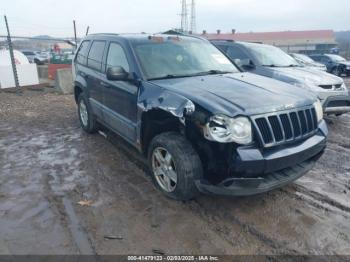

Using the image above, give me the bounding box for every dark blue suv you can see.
[73,34,327,200]
[310,54,350,76]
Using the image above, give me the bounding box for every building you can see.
[200,30,337,54]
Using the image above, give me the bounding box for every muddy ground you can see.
[0,79,350,256]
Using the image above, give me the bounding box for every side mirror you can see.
[240,58,255,70]
[106,66,129,81]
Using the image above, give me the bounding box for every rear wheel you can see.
[148,132,202,201]
[78,94,98,133]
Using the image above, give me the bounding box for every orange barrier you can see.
[48,64,72,80]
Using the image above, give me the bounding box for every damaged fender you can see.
[135,83,196,149]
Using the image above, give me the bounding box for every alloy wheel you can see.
[79,99,88,127]
[151,147,178,192]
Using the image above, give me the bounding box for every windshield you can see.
[327,54,346,62]
[293,54,315,63]
[246,44,300,67]
[132,36,238,80]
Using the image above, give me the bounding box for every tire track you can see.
[187,199,300,255]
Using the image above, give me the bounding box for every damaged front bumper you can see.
[195,120,328,196]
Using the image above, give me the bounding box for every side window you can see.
[226,46,249,66]
[321,56,329,63]
[76,40,90,65]
[227,46,249,60]
[87,41,106,71]
[106,43,130,72]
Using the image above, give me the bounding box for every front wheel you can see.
[148,132,202,201]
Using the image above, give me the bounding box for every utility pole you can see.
[85,26,90,36]
[190,0,196,34]
[73,20,77,50]
[180,0,188,32]
[4,15,20,92]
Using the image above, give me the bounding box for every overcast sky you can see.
[1,0,350,37]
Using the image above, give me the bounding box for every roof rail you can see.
[87,33,120,36]
[208,39,235,42]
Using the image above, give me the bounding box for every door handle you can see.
[100,81,110,88]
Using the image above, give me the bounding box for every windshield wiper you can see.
[148,70,234,80]
[148,74,190,81]
[262,64,299,68]
[192,70,234,76]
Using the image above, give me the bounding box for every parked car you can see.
[73,34,327,200]
[212,41,350,116]
[309,54,350,77]
[20,50,48,65]
[289,53,327,71]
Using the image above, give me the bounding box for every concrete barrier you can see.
[54,68,73,94]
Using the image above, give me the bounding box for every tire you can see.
[148,132,202,201]
[77,93,98,133]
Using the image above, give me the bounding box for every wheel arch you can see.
[140,109,184,155]
[73,79,87,104]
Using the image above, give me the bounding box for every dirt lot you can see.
[0,79,350,256]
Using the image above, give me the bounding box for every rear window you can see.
[87,41,106,71]
[23,51,35,55]
[76,40,90,65]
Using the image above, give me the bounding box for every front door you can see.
[100,42,138,143]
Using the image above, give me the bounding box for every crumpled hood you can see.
[268,66,342,86]
[149,72,316,116]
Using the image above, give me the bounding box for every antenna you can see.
[181,0,188,32]
[190,0,196,33]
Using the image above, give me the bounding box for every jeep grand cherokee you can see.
[73,34,327,200]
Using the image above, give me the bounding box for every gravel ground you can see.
[0,81,350,256]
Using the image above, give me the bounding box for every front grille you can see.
[253,106,318,147]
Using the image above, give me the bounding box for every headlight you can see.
[204,115,252,144]
[313,100,323,123]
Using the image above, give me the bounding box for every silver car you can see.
[212,41,350,116]
[290,53,327,72]
[20,50,48,65]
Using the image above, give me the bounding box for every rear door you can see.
[86,40,107,120]
[100,41,138,143]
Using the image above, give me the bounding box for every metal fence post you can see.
[73,20,77,50]
[4,15,20,93]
